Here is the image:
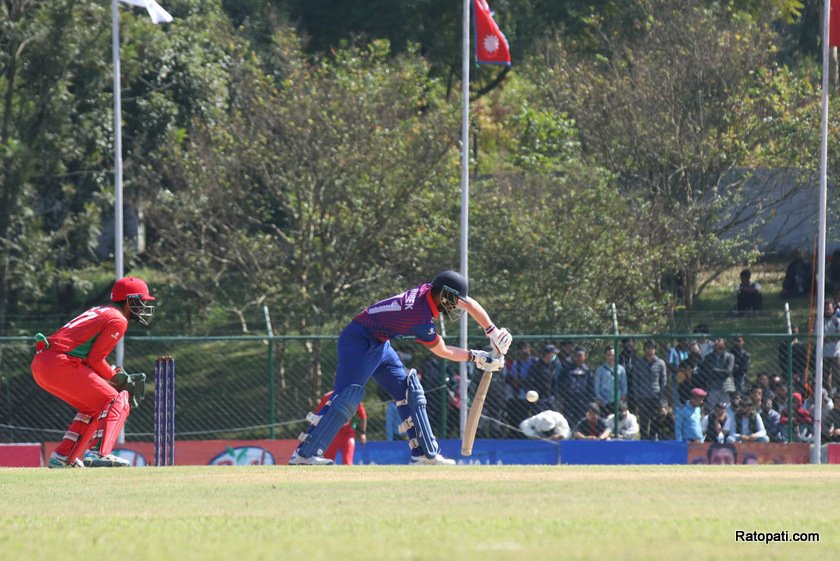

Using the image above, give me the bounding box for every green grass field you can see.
[0,465,836,561]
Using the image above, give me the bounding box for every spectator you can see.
[556,340,576,371]
[725,397,768,443]
[594,346,628,415]
[730,335,750,394]
[675,387,706,442]
[822,394,840,443]
[756,373,772,400]
[619,338,640,408]
[822,302,840,388]
[707,441,738,465]
[770,376,788,413]
[701,401,729,444]
[748,385,763,410]
[519,410,571,441]
[573,402,612,440]
[506,342,536,430]
[605,402,640,440]
[779,392,814,442]
[631,340,667,440]
[760,396,784,443]
[693,325,714,358]
[780,249,810,299]
[735,269,763,313]
[667,338,691,407]
[827,248,840,300]
[777,326,812,394]
[650,400,676,441]
[559,346,593,427]
[698,337,735,408]
[676,342,703,404]
[525,344,559,414]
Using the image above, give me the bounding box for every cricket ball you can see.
[525,390,539,403]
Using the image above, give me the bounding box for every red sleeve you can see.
[357,402,367,420]
[86,313,128,380]
[417,334,442,348]
[315,392,333,413]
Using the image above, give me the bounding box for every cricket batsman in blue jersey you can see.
[290,270,512,465]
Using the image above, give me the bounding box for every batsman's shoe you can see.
[83,450,130,468]
[410,453,456,466]
[47,453,84,469]
[288,451,334,465]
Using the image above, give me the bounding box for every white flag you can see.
[119,0,173,24]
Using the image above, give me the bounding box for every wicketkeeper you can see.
[31,276,155,468]
[290,270,511,465]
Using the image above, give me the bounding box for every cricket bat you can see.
[461,358,498,456]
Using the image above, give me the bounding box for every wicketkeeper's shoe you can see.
[47,453,84,468]
[83,450,130,468]
[288,451,334,465]
[409,453,456,466]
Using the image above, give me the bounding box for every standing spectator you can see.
[556,341,575,371]
[698,337,735,408]
[594,346,627,415]
[822,301,840,389]
[822,393,840,443]
[701,401,730,444]
[693,325,714,358]
[674,388,706,442]
[572,402,612,440]
[676,343,703,404]
[605,402,640,440]
[735,269,763,313]
[650,400,675,440]
[525,344,559,415]
[619,339,640,410]
[828,248,840,300]
[760,396,784,443]
[725,397,768,443]
[519,410,571,441]
[506,342,535,431]
[780,249,810,299]
[777,325,812,394]
[631,340,667,439]
[730,335,751,393]
[559,346,593,427]
[666,338,690,408]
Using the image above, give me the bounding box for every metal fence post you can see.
[264,306,276,439]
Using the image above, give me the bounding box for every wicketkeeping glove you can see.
[486,325,513,356]
[469,350,505,372]
[109,367,147,409]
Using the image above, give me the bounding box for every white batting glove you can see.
[486,325,512,356]
[469,350,505,372]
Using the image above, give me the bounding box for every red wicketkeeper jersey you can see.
[47,306,128,380]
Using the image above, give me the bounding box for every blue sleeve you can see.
[411,321,438,345]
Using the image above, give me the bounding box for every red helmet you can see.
[111,277,156,325]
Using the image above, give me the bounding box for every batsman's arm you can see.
[456,296,493,332]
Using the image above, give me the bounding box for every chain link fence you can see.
[0,332,833,446]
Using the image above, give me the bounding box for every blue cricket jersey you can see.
[352,283,441,347]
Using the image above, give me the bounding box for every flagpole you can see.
[112,0,125,367]
[458,0,471,438]
[813,0,832,463]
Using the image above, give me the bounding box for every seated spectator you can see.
[735,269,763,313]
[822,394,840,443]
[780,249,810,299]
[749,385,763,410]
[760,396,784,443]
[676,342,703,405]
[674,387,706,442]
[701,401,729,444]
[725,397,769,443]
[779,392,814,442]
[605,402,640,440]
[573,402,612,440]
[525,344,559,414]
[519,410,571,441]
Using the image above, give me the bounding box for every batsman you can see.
[31,276,154,468]
[290,270,511,465]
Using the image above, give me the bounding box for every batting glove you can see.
[486,325,513,356]
[469,350,505,372]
